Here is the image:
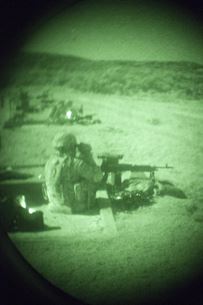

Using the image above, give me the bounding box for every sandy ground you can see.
[1,87,203,304]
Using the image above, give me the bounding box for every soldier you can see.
[45,132,103,214]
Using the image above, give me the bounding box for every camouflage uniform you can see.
[45,133,102,214]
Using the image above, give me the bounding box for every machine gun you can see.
[98,153,174,207]
[98,153,173,188]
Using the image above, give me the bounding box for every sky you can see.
[24,0,203,64]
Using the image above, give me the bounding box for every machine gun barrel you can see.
[101,163,173,173]
[132,164,173,172]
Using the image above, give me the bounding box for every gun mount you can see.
[98,153,124,187]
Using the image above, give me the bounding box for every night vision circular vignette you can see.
[0,1,203,305]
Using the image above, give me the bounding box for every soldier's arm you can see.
[74,158,103,183]
[45,156,66,186]
[74,143,103,183]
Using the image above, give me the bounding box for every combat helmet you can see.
[52,132,77,154]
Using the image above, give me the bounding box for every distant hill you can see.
[4,51,203,99]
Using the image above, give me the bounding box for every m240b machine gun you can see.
[98,153,173,185]
[98,153,174,206]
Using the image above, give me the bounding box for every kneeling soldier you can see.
[45,132,102,214]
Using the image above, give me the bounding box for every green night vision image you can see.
[0,1,203,304]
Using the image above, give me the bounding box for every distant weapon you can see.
[0,164,44,170]
[0,170,33,181]
[0,164,44,181]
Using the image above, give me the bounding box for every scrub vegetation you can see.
[5,51,203,99]
[1,51,203,305]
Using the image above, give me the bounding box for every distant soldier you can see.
[48,100,84,124]
[44,132,103,214]
[48,100,69,123]
[65,100,83,121]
